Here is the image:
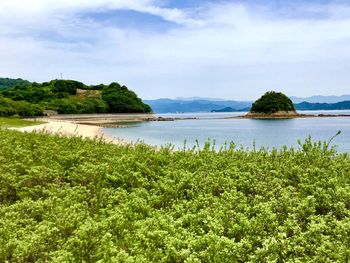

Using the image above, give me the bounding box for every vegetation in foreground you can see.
[0,117,45,128]
[0,78,152,117]
[250,91,296,114]
[0,130,350,262]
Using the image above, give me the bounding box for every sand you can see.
[13,119,118,143]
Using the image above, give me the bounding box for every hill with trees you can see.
[250,91,295,113]
[0,78,151,117]
[247,91,298,118]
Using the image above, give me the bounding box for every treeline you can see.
[0,77,30,90]
[0,78,151,117]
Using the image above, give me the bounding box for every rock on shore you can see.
[244,110,300,119]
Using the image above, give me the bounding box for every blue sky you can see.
[0,0,350,100]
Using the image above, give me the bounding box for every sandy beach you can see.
[13,118,118,143]
[11,113,166,144]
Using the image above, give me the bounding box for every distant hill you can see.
[295,100,350,111]
[211,107,250,112]
[175,97,227,101]
[0,77,30,89]
[291,95,350,104]
[144,99,252,113]
[213,100,350,112]
[147,96,350,113]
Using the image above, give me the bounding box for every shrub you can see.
[0,130,349,262]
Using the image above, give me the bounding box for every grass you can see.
[0,117,46,128]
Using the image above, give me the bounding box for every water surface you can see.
[103,111,350,152]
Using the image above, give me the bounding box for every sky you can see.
[1,0,350,100]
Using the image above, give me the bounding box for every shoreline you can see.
[13,118,121,144]
[12,111,350,145]
[33,111,350,124]
[41,113,197,127]
[227,113,350,119]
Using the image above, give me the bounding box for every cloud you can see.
[1,0,350,100]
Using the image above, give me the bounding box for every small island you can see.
[245,91,300,118]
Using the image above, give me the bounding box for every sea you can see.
[103,110,350,152]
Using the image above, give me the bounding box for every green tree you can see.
[102,83,152,113]
[50,80,85,95]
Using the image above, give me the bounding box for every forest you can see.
[0,129,349,262]
[0,78,151,116]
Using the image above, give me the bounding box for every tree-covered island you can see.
[246,91,299,118]
[0,78,152,117]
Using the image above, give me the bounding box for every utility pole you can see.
[60,73,63,79]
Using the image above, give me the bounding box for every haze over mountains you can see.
[143,99,252,113]
[290,95,350,104]
[146,96,350,113]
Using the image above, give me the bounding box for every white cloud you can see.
[1,1,350,99]
[0,0,152,13]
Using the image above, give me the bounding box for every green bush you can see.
[50,80,84,95]
[251,91,295,114]
[0,130,349,262]
[0,98,43,117]
[49,97,108,114]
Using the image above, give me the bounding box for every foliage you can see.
[251,91,295,114]
[102,83,152,113]
[0,97,43,117]
[0,79,152,116]
[48,97,109,114]
[0,117,45,128]
[0,130,349,262]
[50,80,84,95]
[0,77,30,90]
[3,80,86,103]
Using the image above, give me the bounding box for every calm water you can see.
[103,111,350,152]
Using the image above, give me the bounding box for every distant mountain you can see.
[211,107,250,112]
[295,100,350,111]
[291,95,350,104]
[146,97,350,113]
[0,77,30,89]
[211,107,235,112]
[144,99,252,113]
[175,97,227,101]
[212,100,350,112]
